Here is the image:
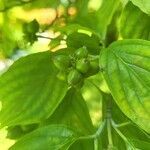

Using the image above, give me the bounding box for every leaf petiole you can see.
[113,121,131,128]
[111,120,135,149]
[78,120,106,140]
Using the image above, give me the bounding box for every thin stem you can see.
[107,119,113,146]
[111,120,135,149]
[105,97,114,147]
[114,121,131,128]
[78,121,106,140]
[94,138,99,150]
[95,120,106,137]
[36,35,53,40]
[78,134,95,140]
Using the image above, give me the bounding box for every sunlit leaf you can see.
[0,51,68,127]
[9,125,78,150]
[100,39,150,133]
[130,0,150,15]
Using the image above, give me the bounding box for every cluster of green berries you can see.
[53,46,99,87]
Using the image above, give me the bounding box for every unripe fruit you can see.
[75,46,88,59]
[53,55,71,70]
[76,58,90,74]
[75,80,84,88]
[57,71,66,81]
[85,59,99,77]
[67,69,82,85]
[89,59,99,73]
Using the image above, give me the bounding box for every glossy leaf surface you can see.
[131,0,150,15]
[0,51,68,127]
[100,39,150,133]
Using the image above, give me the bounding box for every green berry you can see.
[85,59,99,77]
[53,55,71,70]
[76,58,90,74]
[57,71,66,81]
[75,46,88,59]
[67,69,83,85]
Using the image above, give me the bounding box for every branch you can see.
[36,35,53,40]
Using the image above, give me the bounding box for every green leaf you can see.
[95,0,120,37]
[70,139,94,150]
[129,139,150,150]
[23,19,39,34]
[41,88,94,135]
[49,39,61,50]
[130,0,150,15]
[111,96,150,148]
[81,78,103,127]
[100,39,150,133]
[9,125,78,150]
[71,0,120,37]
[0,51,68,127]
[7,123,39,139]
[66,32,101,55]
[120,0,129,6]
[23,19,39,44]
[0,13,23,57]
[119,2,150,40]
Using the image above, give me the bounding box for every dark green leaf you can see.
[23,19,39,44]
[7,123,39,139]
[66,32,101,55]
[70,139,94,150]
[95,0,120,37]
[119,2,150,40]
[9,125,78,150]
[41,88,94,135]
[129,139,150,150]
[100,39,150,133]
[0,51,68,127]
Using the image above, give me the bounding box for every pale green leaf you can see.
[119,2,150,40]
[120,0,129,6]
[0,51,68,127]
[100,39,150,133]
[131,0,150,15]
[9,125,77,150]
